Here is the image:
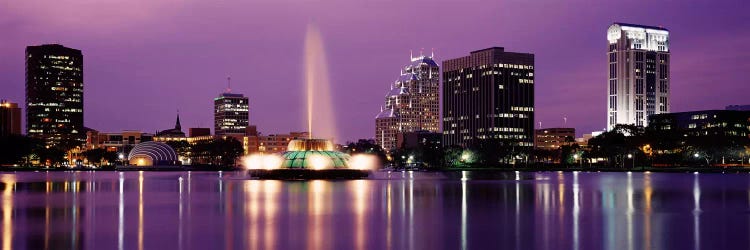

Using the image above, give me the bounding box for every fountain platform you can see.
[245,138,375,180]
[248,169,370,180]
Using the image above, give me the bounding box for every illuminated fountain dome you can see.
[128,141,179,166]
[280,139,350,169]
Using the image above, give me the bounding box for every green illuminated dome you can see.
[280,139,350,169]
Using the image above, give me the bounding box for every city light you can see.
[349,154,378,170]
[308,154,331,170]
[243,154,283,170]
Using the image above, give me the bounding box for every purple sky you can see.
[1,0,748,143]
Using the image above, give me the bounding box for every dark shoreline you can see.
[1,165,748,173]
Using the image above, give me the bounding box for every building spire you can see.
[431,48,434,58]
[175,112,182,131]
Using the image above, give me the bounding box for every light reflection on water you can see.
[0,171,749,249]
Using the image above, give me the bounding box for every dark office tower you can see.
[442,47,535,153]
[607,23,670,130]
[26,44,84,146]
[214,92,249,137]
[0,100,22,136]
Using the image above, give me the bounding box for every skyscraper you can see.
[375,52,440,151]
[442,47,534,151]
[607,23,670,130]
[0,100,22,136]
[214,92,249,137]
[26,44,84,145]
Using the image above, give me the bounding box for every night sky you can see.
[1,0,747,143]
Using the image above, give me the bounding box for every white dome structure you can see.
[128,141,179,166]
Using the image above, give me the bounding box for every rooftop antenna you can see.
[563,116,568,126]
[225,76,231,93]
[431,48,434,58]
[538,121,542,129]
[410,50,413,60]
[420,48,424,57]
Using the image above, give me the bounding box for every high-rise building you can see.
[442,47,535,151]
[0,100,22,136]
[375,53,440,151]
[607,23,670,130]
[26,44,84,146]
[214,92,249,137]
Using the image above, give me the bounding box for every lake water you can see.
[1,170,749,250]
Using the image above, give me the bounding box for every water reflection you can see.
[0,171,749,249]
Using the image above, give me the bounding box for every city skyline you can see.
[0,1,747,143]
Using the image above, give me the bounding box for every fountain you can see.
[246,24,374,179]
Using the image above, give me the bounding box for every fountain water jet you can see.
[304,24,337,141]
[246,24,372,178]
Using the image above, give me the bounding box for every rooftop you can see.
[613,22,668,31]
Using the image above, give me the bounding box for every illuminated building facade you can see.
[648,110,750,138]
[26,44,84,145]
[375,53,440,151]
[0,100,22,136]
[86,130,154,152]
[607,23,670,130]
[534,128,575,150]
[442,47,535,151]
[214,92,249,137]
[244,129,309,154]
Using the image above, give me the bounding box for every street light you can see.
[627,153,634,169]
[118,153,125,166]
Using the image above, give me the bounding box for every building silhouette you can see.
[607,23,670,130]
[25,44,84,145]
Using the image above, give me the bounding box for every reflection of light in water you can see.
[461,173,467,250]
[2,175,15,250]
[118,172,125,250]
[178,176,184,250]
[626,172,634,250]
[693,174,701,250]
[308,180,327,249]
[573,171,580,250]
[138,171,144,250]
[386,182,392,249]
[643,172,652,250]
[351,180,368,250]
[264,181,280,250]
[244,181,260,250]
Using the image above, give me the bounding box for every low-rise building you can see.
[534,128,575,150]
[0,100,22,136]
[648,110,750,138]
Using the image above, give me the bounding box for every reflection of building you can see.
[0,100,22,136]
[648,110,750,138]
[127,141,179,166]
[214,92,249,137]
[86,130,154,152]
[154,114,186,142]
[442,47,535,151]
[534,128,575,150]
[26,44,85,145]
[607,23,670,130]
[397,130,441,150]
[375,53,440,151]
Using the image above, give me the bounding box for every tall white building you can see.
[375,53,440,151]
[607,23,670,130]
